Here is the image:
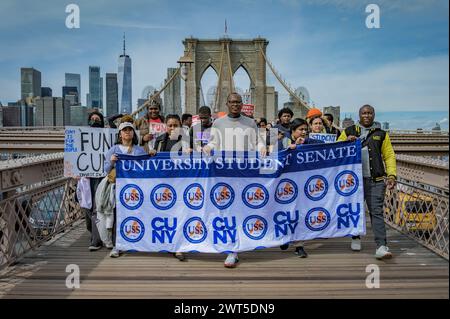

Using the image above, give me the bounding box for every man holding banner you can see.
[338,104,396,260]
[203,92,267,268]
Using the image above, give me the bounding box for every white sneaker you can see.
[375,245,392,260]
[109,247,120,258]
[224,253,239,268]
[105,241,114,249]
[351,238,361,251]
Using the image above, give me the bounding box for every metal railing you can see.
[0,178,82,270]
[389,129,449,135]
[384,179,449,260]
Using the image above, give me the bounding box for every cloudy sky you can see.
[0,0,448,115]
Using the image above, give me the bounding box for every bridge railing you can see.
[384,179,449,260]
[0,178,82,270]
[388,129,449,135]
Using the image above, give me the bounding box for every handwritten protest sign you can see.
[64,126,118,177]
[242,104,255,117]
[309,133,337,143]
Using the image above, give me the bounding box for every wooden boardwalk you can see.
[0,220,448,299]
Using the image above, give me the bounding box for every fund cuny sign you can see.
[116,140,365,253]
[64,126,118,177]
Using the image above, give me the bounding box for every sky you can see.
[0,0,448,124]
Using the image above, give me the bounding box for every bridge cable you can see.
[226,42,235,94]
[258,44,310,110]
[213,42,226,113]
[131,44,194,119]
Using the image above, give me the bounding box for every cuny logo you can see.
[243,215,268,240]
[183,217,208,243]
[305,207,331,231]
[119,184,144,210]
[120,217,145,242]
[242,184,269,209]
[212,216,237,244]
[275,179,298,204]
[150,184,177,210]
[151,217,177,243]
[304,175,328,201]
[273,210,299,237]
[334,171,359,196]
[210,183,235,210]
[183,183,204,210]
[337,203,361,229]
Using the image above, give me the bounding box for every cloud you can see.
[91,21,183,31]
[300,55,449,112]
[439,117,448,124]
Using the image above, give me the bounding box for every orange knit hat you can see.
[306,108,322,119]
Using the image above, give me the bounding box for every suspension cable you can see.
[258,44,310,110]
[213,42,226,113]
[226,42,235,93]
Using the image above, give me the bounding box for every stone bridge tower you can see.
[182,37,269,119]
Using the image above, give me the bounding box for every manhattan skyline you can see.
[0,0,448,120]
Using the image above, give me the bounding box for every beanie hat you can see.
[306,108,322,119]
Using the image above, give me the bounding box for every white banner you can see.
[115,141,365,253]
[309,133,337,143]
[64,126,118,177]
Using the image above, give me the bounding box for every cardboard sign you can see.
[149,122,167,135]
[309,133,337,143]
[192,115,201,126]
[242,104,255,117]
[64,126,118,177]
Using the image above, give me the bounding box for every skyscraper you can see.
[118,34,132,114]
[41,87,53,97]
[163,67,181,116]
[65,73,81,101]
[100,76,103,109]
[106,73,119,116]
[21,68,41,103]
[88,66,101,109]
[62,86,79,105]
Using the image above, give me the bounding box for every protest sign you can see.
[309,133,337,143]
[64,126,118,177]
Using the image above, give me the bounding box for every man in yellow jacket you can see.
[337,104,396,260]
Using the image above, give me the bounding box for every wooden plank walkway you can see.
[0,220,448,299]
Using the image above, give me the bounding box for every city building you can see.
[285,100,308,120]
[342,116,355,129]
[100,76,103,110]
[21,67,41,104]
[106,73,119,116]
[41,87,53,97]
[118,35,132,114]
[88,66,101,109]
[35,97,70,126]
[163,67,181,116]
[70,105,88,126]
[323,106,341,127]
[1,101,34,127]
[382,122,390,130]
[137,98,147,118]
[1,105,21,126]
[265,86,278,121]
[65,73,81,101]
[62,86,79,105]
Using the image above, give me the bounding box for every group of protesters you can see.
[76,92,397,268]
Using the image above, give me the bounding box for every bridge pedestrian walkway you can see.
[0,219,448,299]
